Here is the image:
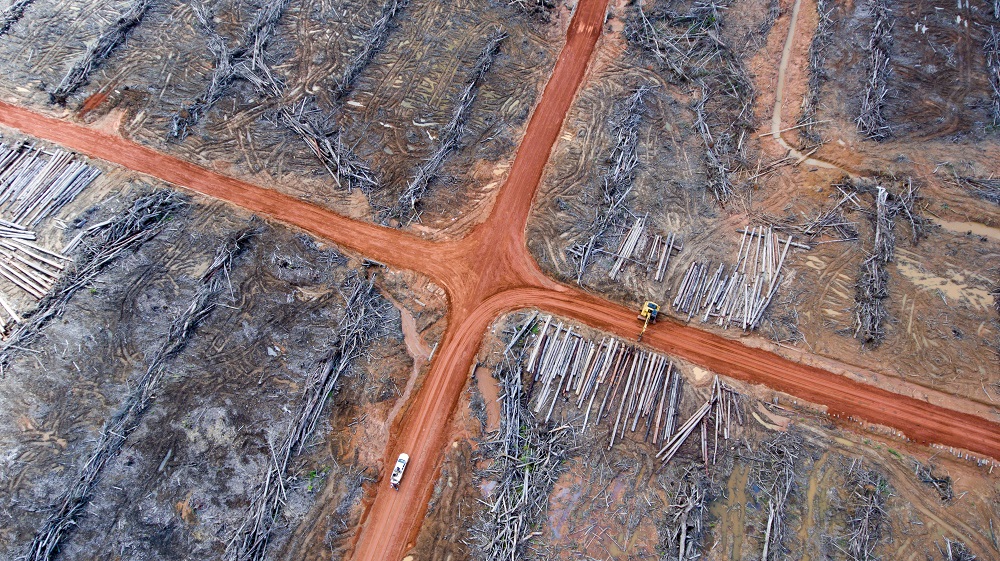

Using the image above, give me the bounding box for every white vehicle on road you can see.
[390,453,409,489]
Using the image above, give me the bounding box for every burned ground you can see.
[0,0,563,232]
[0,150,448,558]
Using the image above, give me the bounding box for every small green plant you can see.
[306,466,330,492]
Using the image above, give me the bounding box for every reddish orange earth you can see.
[1,0,999,559]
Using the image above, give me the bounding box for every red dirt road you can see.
[1,0,999,558]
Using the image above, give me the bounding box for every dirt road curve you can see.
[1,0,999,557]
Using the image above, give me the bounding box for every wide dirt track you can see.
[1,0,999,557]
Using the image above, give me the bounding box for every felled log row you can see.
[0,0,35,38]
[228,273,391,561]
[608,215,681,282]
[171,0,293,138]
[394,30,506,222]
[569,85,652,282]
[985,27,1000,127]
[799,0,833,142]
[0,142,102,226]
[857,0,893,139]
[672,225,795,331]
[49,0,151,105]
[953,175,1000,206]
[26,226,258,561]
[335,0,409,100]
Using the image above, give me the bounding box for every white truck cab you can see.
[390,453,409,489]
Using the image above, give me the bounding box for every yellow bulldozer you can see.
[636,301,659,342]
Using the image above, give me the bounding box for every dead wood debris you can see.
[743,431,802,560]
[661,469,709,560]
[912,459,953,501]
[987,27,1000,127]
[508,0,558,19]
[952,175,1000,206]
[566,85,654,282]
[392,30,507,223]
[938,539,977,561]
[170,0,292,138]
[799,0,832,143]
[335,0,409,100]
[625,0,758,202]
[25,224,258,561]
[857,0,893,140]
[0,190,185,373]
[837,458,891,561]
[0,0,35,38]
[48,0,151,105]
[468,333,573,561]
[228,272,392,561]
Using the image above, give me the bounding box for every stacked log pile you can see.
[672,225,801,331]
[0,142,102,227]
[0,142,102,322]
[607,215,681,282]
[228,273,392,561]
[49,0,151,105]
[857,0,893,139]
[525,316,742,459]
[26,225,258,561]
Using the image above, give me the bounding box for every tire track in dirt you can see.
[2,0,1000,558]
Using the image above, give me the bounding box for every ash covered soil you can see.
[0,159,448,558]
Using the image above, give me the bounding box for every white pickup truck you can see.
[390,453,409,489]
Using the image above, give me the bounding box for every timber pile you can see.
[952,176,1000,205]
[49,0,150,105]
[470,339,573,560]
[335,0,409,100]
[0,191,185,373]
[525,316,743,460]
[672,225,800,331]
[799,0,832,143]
[0,220,69,310]
[394,30,507,223]
[607,215,681,282]
[987,27,1000,127]
[0,142,102,227]
[857,0,893,140]
[841,459,890,561]
[229,273,391,561]
[171,0,292,138]
[0,0,34,38]
[25,225,257,561]
[567,85,653,282]
[744,432,802,560]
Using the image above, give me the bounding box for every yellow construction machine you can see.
[636,301,659,342]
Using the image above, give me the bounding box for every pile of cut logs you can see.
[0,142,101,226]
[609,215,682,282]
[673,225,803,331]
[525,315,742,463]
